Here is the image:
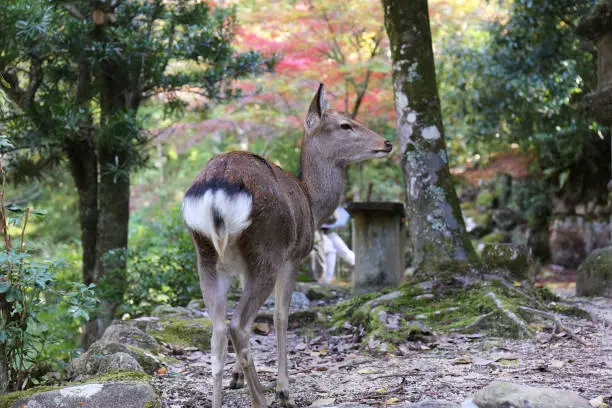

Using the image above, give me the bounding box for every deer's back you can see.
[190,151,315,262]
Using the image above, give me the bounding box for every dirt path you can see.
[153,296,612,407]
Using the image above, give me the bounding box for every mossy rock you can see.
[151,305,197,319]
[576,246,612,297]
[481,243,533,282]
[480,230,510,244]
[1,381,160,408]
[150,317,212,350]
[101,322,160,352]
[476,190,495,209]
[186,299,205,309]
[0,371,155,408]
[84,341,162,375]
[461,204,493,238]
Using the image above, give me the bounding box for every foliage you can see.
[440,0,610,180]
[0,149,97,392]
[119,207,199,317]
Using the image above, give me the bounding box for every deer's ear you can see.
[305,83,327,133]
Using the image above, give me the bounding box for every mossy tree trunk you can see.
[382,0,478,274]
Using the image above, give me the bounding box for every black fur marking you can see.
[185,178,248,198]
[212,206,223,230]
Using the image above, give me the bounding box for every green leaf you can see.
[0,282,9,293]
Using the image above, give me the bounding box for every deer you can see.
[181,84,392,408]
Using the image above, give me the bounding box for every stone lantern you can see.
[577,0,612,125]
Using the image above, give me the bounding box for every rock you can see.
[101,321,160,352]
[398,400,460,407]
[265,291,310,310]
[295,282,345,301]
[186,299,205,309]
[5,382,160,408]
[476,190,495,209]
[96,352,143,374]
[151,304,197,319]
[462,203,493,238]
[472,381,590,408]
[576,247,612,297]
[149,317,212,351]
[129,316,163,332]
[480,230,510,244]
[492,208,523,231]
[86,341,161,375]
[549,216,610,269]
[481,243,533,281]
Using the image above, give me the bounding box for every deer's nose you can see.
[384,140,393,151]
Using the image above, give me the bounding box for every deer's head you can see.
[303,84,392,167]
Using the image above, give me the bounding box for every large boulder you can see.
[481,243,533,282]
[101,321,160,352]
[472,381,590,408]
[85,341,161,375]
[149,317,212,351]
[96,352,143,375]
[151,304,198,319]
[576,247,612,297]
[3,382,160,408]
[549,217,610,269]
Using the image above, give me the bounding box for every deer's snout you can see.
[384,140,393,152]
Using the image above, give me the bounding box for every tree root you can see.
[486,292,533,338]
[518,306,588,346]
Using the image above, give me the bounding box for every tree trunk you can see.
[382,0,478,274]
[66,137,98,287]
[0,309,8,394]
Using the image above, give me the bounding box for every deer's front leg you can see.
[274,263,297,408]
[201,272,230,408]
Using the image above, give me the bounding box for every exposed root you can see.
[484,275,544,308]
[460,312,495,333]
[518,306,588,346]
[486,292,533,338]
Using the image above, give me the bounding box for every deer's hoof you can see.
[229,372,245,389]
[276,390,297,408]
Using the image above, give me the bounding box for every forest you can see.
[0,0,611,407]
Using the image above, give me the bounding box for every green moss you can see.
[0,386,58,408]
[0,371,152,408]
[536,286,560,302]
[150,318,212,350]
[476,190,495,208]
[548,303,591,319]
[481,230,508,244]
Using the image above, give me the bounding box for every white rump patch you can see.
[182,189,252,239]
[422,126,440,140]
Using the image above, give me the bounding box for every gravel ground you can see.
[153,297,612,407]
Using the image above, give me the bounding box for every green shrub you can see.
[0,156,97,392]
[120,207,200,318]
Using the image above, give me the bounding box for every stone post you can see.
[346,202,405,294]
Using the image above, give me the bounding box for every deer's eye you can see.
[340,123,353,131]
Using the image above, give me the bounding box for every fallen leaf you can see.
[550,359,565,369]
[295,343,307,351]
[376,388,388,394]
[589,395,609,407]
[385,397,401,404]
[156,367,167,375]
[310,397,336,407]
[313,366,329,371]
[357,368,377,374]
[513,281,522,287]
[453,356,473,365]
[420,345,431,351]
[252,322,270,335]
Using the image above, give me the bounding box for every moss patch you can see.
[150,318,212,350]
[324,276,550,352]
[0,371,152,408]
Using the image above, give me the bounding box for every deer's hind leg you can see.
[274,262,298,408]
[228,262,276,408]
[196,247,230,408]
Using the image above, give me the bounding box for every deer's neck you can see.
[299,143,344,228]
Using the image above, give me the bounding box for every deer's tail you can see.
[182,182,252,261]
